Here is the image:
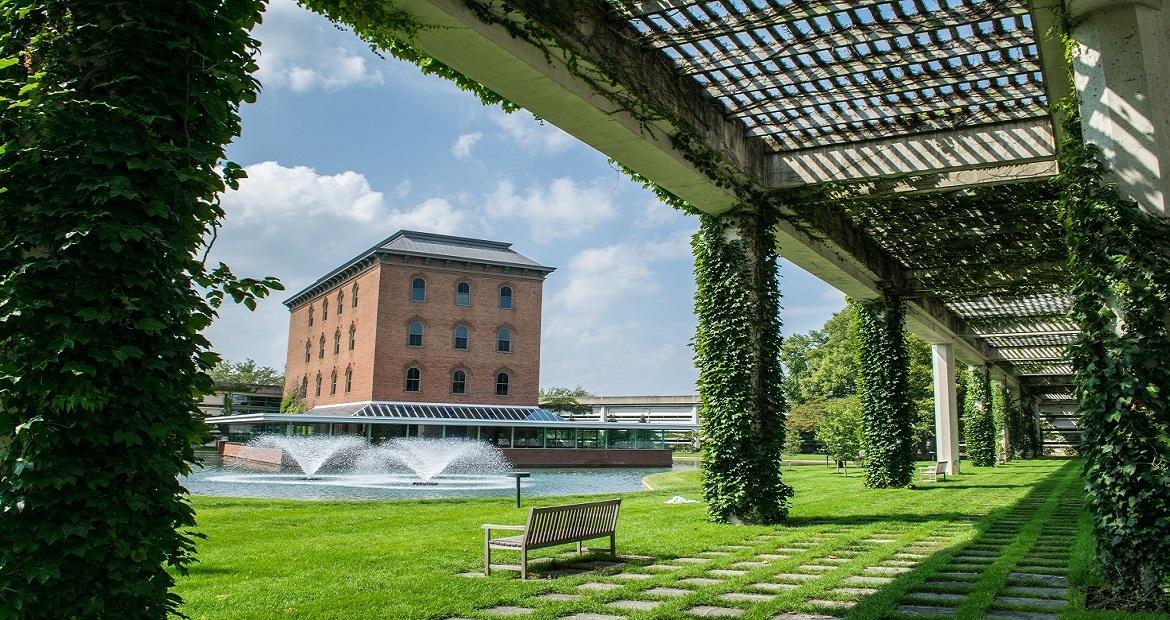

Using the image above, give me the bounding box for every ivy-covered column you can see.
[693,209,791,524]
[1060,94,1170,606]
[0,2,272,616]
[854,294,915,488]
[963,366,996,467]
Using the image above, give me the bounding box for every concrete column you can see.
[691,404,699,424]
[1071,0,1170,216]
[931,343,961,475]
[599,405,608,422]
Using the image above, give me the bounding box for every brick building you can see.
[282,230,554,408]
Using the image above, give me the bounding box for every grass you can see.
[175,459,1161,619]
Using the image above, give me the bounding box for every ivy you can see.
[0,1,277,616]
[693,209,791,524]
[853,295,915,488]
[1050,6,1170,607]
[963,366,997,467]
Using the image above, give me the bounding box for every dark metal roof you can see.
[306,401,566,422]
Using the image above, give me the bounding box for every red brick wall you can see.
[502,449,672,468]
[371,259,544,405]
[283,265,382,408]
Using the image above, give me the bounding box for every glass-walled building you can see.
[207,401,696,467]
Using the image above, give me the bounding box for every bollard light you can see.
[507,471,531,508]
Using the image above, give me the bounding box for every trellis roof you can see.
[622,0,1048,152]
[616,0,1069,397]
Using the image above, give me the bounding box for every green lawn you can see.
[175,459,1162,619]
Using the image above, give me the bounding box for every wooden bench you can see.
[920,461,948,483]
[482,498,621,579]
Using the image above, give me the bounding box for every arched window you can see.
[496,328,511,353]
[348,324,356,350]
[308,306,314,326]
[314,373,322,397]
[495,372,510,396]
[333,329,341,355]
[299,376,308,398]
[453,325,469,350]
[499,286,513,309]
[344,367,352,393]
[405,367,421,392]
[337,291,344,316]
[352,283,359,307]
[410,277,426,302]
[452,370,467,394]
[322,298,329,320]
[456,281,471,306]
[330,369,338,395]
[408,321,424,347]
[318,334,325,359]
[304,339,311,363]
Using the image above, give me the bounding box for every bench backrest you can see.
[525,499,621,547]
[935,461,948,474]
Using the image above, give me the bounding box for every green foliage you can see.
[854,296,915,488]
[0,1,278,616]
[280,391,307,414]
[1054,65,1170,608]
[209,358,283,387]
[962,367,997,467]
[539,385,594,418]
[693,211,791,524]
[992,381,1008,458]
[815,396,864,465]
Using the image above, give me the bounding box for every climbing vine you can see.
[693,209,791,524]
[1051,5,1170,607]
[853,296,915,488]
[963,366,997,467]
[0,1,278,616]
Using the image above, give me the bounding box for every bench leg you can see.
[521,547,528,580]
[609,533,616,557]
[576,541,583,554]
[484,531,491,576]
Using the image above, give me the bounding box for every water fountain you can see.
[250,435,366,479]
[209,435,516,495]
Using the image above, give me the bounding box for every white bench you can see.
[921,461,948,483]
[483,498,621,579]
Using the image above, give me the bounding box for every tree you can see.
[815,397,864,475]
[539,385,593,418]
[0,2,275,615]
[280,391,306,414]
[210,358,283,387]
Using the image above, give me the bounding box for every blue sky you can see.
[205,0,846,395]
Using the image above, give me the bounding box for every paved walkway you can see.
[445,469,1080,619]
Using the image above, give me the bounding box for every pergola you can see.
[3,0,1168,612]
[314,0,1170,469]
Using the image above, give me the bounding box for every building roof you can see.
[204,400,700,431]
[285,230,555,308]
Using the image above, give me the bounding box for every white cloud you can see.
[392,178,412,199]
[450,132,483,160]
[484,178,618,240]
[254,0,383,92]
[206,162,474,373]
[491,111,575,154]
[539,237,698,393]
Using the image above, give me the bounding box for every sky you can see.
[204,0,846,395]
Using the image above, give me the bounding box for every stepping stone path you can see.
[719,592,774,603]
[463,484,1079,620]
[686,606,744,617]
[577,582,621,591]
[607,599,662,611]
[645,587,692,597]
[752,582,799,591]
[483,606,534,616]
